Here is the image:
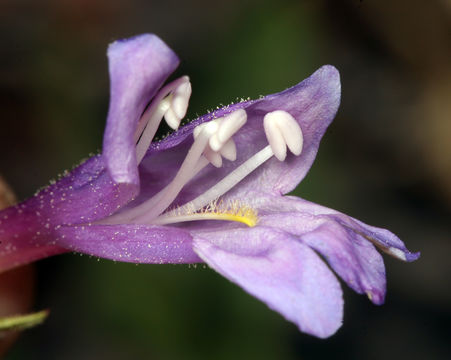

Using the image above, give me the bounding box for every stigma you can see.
[102,77,304,228]
[153,200,258,228]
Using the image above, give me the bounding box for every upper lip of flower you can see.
[0,33,420,339]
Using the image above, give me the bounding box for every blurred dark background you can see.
[1,0,450,359]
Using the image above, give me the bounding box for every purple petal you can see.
[300,220,386,304]
[19,155,137,225]
[255,193,420,261]
[193,226,343,338]
[57,224,200,264]
[103,34,179,185]
[0,205,66,273]
[340,218,421,262]
[285,196,420,263]
[134,66,341,206]
[245,193,420,303]
[0,155,137,272]
[260,210,387,304]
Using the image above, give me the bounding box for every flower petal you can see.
[193,226,343,338]
[0,155,138,272]
[0,207,66,273]
[274,195,420,262]
[340,218,421,262]
[57,224,199,264]
[246,193,420,304]
[103,34,179,185]
[300,220,386,304]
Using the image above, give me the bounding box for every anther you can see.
[209,109,247,151]
[218,139,237,161]
[170,81,192,120]
[164,80,192,130]
[193,109,246,168]
[263,110,303,161]
[135,76,192,163]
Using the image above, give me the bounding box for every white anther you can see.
[162,78,192,130]
[193,109,245,167]
[171,80,192,119]
[204,148,223,168]
[217,109,247,143]
[263,117,287,161]
[135,76,192,163]
[208,133,222,152]
[193,121,222,167]
[219,139,237,161]
[275,111,303,156]
[201,120,219,137]
[263,110,303,161]
[193,121,218,139]
[209,109,247,152]
[164,106,181,130]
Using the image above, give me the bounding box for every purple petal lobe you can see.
[340,219,421,262]
[193,227,343,338]
[251,194,386,301]
[247,193,420,303]
[57,224,200,264]
[300,220,386,305]
[103,34,179,185]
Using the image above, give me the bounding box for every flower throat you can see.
[102,76,304,227]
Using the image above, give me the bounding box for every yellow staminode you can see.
[155,199,258,227]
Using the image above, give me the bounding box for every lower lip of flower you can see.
[101,77,304,228]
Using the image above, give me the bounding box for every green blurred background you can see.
[1,0,450,359]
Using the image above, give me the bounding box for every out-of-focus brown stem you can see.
[0,176,36,357]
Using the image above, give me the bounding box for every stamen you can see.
[132,121,219,223]
[153,200,258,227]
[169,110,304,214]
[135,76,191,164]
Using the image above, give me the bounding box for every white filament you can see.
[167,145,274,215]
[132,121,219,223]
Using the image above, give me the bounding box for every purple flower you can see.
[0,34,419,338]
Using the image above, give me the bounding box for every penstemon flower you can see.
[0,34,419,338]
